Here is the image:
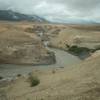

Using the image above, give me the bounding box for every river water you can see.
[0,47,81,78]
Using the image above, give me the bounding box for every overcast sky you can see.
[0,0,100,22]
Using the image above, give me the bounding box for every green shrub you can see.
[29,75,40,87]
[0,76,3,80]
[17,74,22,77]
[68,45,90,54]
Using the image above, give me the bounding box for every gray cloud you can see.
[0,0,100,22]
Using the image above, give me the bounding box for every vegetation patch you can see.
[28,75,40,87]
[67,45,94,55]
[25,28,34,33]
[0,76,3,80]
[17,74,22,77]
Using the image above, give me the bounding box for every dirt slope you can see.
[0,21,55,65]
[50,26,100,50]
[0,54,99,100]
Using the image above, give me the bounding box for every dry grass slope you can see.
[0,21,55,65]
[0,21,100,100]
[0,55,99,100]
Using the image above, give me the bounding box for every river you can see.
[0,47,81,78]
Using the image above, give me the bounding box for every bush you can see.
[68,45,90,55]
[29,75,40,87]
[0,76,3,80]
[17,74,22,77]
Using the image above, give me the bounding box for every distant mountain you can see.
[0,10,47,22]
[1,10,99,24]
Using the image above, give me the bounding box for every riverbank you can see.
[47,25,100,59]
[1,53,100,100]
[0,47,81,78]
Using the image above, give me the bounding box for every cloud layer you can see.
[0,0,100,23]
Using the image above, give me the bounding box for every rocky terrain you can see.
[47,25,100,58]
[0,21,55,65]
[49,25,100,49]
[23,23,100,58]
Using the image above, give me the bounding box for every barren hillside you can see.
[0,21,55,65]
[0,21,100,100]
[1,53,100,100]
